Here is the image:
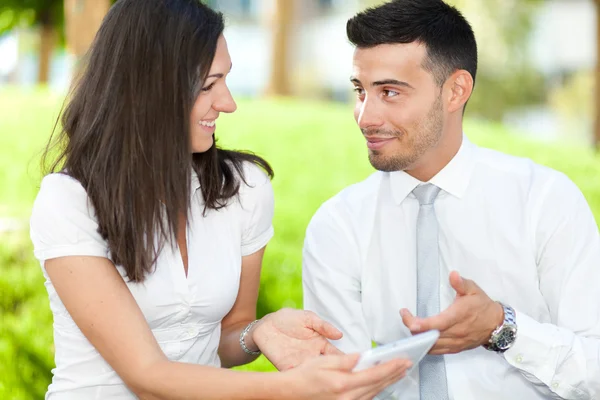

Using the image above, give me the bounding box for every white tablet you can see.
[353,330,440,372]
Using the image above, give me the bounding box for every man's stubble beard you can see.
[366,95,444,172]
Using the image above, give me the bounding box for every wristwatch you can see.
[483,302,517,353]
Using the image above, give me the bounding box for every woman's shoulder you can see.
[30,172,108,261]
[32,172,96,224]
[237,161,271,194]
[35,172,89,209]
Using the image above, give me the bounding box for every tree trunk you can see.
[64,0,111,58]
[38,22,57,84]
[266,0,293,96]
[595,0,600,149]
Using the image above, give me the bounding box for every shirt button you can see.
[552,381,560,389]
[515,354,523,363]
[187,328,195,337]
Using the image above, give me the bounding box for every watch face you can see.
[496,325,517,350]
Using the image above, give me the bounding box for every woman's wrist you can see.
[240,319,263,354]
[265,368,298,399]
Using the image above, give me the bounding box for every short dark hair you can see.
[347,0,478,87]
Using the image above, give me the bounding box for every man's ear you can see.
[445,69,473,113]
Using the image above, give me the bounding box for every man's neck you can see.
[406,128,463,182]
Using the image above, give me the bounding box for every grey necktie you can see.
[412,184,449,400]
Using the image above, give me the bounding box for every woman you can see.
[29,0,409,399]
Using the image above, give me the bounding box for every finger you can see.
[345,358,411,391]
[411,306,461,333]
[399,308,422,332]
[356,371,407,400]
[322,340,344,355]
[311,353,360,371]
[351,361,409,399]
[305,311,344,340]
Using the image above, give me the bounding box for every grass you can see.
[1,87,599,394]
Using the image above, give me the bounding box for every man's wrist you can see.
[483,302,505,346]
[494,301,505,327]
[483,302,518,352]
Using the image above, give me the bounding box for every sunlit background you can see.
[1,0,599,398]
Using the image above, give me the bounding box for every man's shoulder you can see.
[310,171,383,226]
[474,145,564,184]
[472,145,585,211]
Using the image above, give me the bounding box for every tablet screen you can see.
[353,330,440,372]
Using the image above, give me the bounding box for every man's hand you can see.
[400,271,504,355]
[252,308,344,370]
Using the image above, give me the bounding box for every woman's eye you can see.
[201,82,216,92]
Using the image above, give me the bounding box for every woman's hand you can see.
[251,308,344,370]
[280,353,411,400]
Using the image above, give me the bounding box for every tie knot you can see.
[412,184,441,205]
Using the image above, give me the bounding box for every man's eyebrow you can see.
[350,77,414,90]
[372,79,414,89]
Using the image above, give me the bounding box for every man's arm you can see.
[401,172,600,399]
[302,200,372,353]
[501,172,600,399]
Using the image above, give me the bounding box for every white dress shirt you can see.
[30,162,274,399]
[303,136,600,400]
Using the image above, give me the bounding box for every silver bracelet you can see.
[239,319,261,355]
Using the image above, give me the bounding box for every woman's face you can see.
[189,35,237,153]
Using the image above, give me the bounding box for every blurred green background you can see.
[1,0,600,399]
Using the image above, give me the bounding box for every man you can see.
[302,1,600,399]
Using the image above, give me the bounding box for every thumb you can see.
[450,271,467,295]
[450,271,478,296]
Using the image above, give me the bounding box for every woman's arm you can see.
[218,248,265,367]
[217,246,349,371]
[47,254,411,400]
[46,255,280,400]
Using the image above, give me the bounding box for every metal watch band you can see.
[239,319,261,355]
[484,302,517,353]
[502,302,516,325]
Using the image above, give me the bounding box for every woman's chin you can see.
[191,138,214,154]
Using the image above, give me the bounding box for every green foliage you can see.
[1,88,599,394]
[0,0,63,35]
[0,0,118,39]
[0,235,54,400]
[548,69,595,121]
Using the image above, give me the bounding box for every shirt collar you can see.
[191,171,201,192]
[389,134,476,205]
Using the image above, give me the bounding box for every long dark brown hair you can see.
[43,0,273,282]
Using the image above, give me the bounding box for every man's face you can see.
[351,42,445,172]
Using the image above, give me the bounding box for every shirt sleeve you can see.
[503,172,600,399]
[239,163,275,256]
[302,199,372,353]
[30,173,109,263]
